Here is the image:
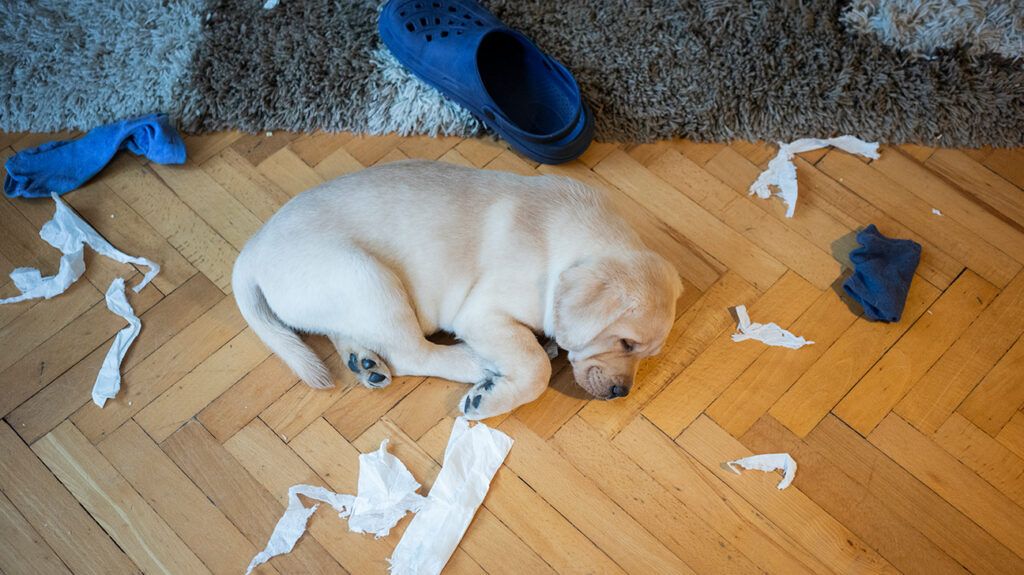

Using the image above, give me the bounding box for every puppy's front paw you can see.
[459,374,516,420]
[345,350,391,389]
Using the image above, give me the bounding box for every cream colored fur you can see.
[233,160,681,419]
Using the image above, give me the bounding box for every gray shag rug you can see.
[2,0,1023,147]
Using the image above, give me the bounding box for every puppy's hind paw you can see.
[345,350,391,389]
[459,375,514,420]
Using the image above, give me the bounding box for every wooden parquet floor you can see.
[2,129,1024,575]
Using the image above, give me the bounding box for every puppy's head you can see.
[553,252,681,400]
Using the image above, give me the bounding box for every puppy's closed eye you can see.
[620,339,637,353]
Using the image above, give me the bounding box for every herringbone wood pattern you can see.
[2,129,1024,574]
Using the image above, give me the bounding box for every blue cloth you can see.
[4,114,186,199]
[843,224,921,322]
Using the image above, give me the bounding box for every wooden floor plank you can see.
[0,489,71,575]
[820,151,1020,288]
[98,420,270,575]
[741,415,968,575]
[200,147,292,222]
[649,149,842,290]
[926,149,1024,228]
[615,417,827,574]
[678,416,897,574]
[707,281,859,437]
[104,155,238,293]
[0,422,137,575]
[34,421,211,575]
[499,417,696,574]
[70,292,242,444]
[135,328,270,442]
[0,278,161,417]
[9,273,222,444]
[552,416,761,575]
[595,150,787,291]
[957,334,1024,435]
[419,416,626,575]
[793,157,964,290]
[769,276,939,437]
[810,414,1024,574]
[869,413,1024,559]
[896,270,1024,434]
[933,413,1024,507]
[644,271,820,437]
[65,183,198,294]
[162,420,345,574]
[871,148,1024,264]
[834,271,997,435]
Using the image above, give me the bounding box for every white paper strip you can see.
[246,440,424,575]
[750,136,879,218]
[731,305,813,349]
[727,453,798,490]
[0,194,159,305]
[389,418,513,575]
[92,278,142,407]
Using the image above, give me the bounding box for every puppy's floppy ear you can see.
[553,259,628,351]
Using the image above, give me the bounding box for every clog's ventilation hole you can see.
[400,2,483,41]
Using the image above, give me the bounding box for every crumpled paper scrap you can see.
[0,194,158,305]
[246,439,425,575]
[727,453,798,490]
[731,305,813,350]
[389,417,514,575]
[346,439,428,537]
[0,194,159,408]
[750,136,879,218]
[92,278,142,407]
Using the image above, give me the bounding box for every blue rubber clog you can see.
[379,0,593,164]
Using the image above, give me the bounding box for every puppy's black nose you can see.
[609,385,629,398]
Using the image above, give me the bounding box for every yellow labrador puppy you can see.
[233,160,681,419]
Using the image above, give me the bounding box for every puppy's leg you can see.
[329,335,392,389]
[454,319,551,419]
[386,340,490,384]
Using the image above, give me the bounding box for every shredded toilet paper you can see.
[245,485,354,575]
[0,194,159,407]
[727,453,798,490]
[731,305,813,349]
[389,417,514,575]
[92,278,142,407]
[750,136,879,218]
[0,194,158,305]
[247,419,513,575]
[246,439,425,575]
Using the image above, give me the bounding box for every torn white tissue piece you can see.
[390,418,513,575]
[245,439,424,575]
[0,194,159,305]
[92,278,142,407]
[345,439,427,537]
[245,485,354,575]
[731,305,813,349]
[750,136,879,218]
[727,453,798,490]
[932,208,943,216]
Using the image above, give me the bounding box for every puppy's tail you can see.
[232,264,333,389]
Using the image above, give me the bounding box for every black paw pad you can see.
[472,394,482,409]
[347,353,359,373]
[368,372,386,384]
[361,358,376,370]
